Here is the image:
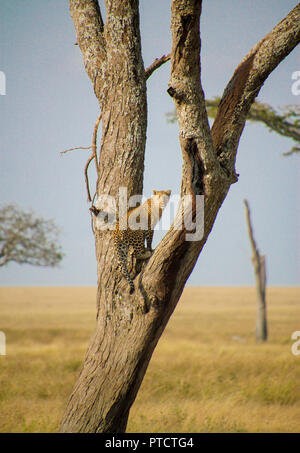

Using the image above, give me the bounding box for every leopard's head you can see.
[152,190,171,208]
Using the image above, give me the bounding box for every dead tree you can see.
[59,0,300,433]
[244,199,268,342]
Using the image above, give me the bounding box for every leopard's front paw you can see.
[140,249,153,259]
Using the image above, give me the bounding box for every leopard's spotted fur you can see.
[113,190,171,293]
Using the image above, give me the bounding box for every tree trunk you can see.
[244,200,267,342]
[59,0,300,432]
[256,254,267,342]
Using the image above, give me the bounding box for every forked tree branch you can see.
[143,1,300,297]
[141,0,221,296]
[168,1,216,177]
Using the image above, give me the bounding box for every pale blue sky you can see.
[0,0,299,287]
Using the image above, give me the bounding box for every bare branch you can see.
[85,112,102,202]
[145,53,171,80]
[84,155,94,202]
[60,146,92,155]
[91,112,102,172]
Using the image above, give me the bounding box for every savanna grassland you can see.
[0,286,299,433]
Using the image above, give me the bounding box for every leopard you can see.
[113,189,171,293]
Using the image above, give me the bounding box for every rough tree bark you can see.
[244,200,268,342]
[59,0,300,432]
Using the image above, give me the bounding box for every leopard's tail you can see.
[116,245,135,294]
[122,264,135,294]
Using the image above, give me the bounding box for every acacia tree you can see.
[167,99,300,155]
[59,0,300,433]
[0,204,63,268]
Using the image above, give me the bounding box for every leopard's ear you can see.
[166,190,171,196]
[153,190,157,195]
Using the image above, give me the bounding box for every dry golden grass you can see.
[0,286,299,433]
